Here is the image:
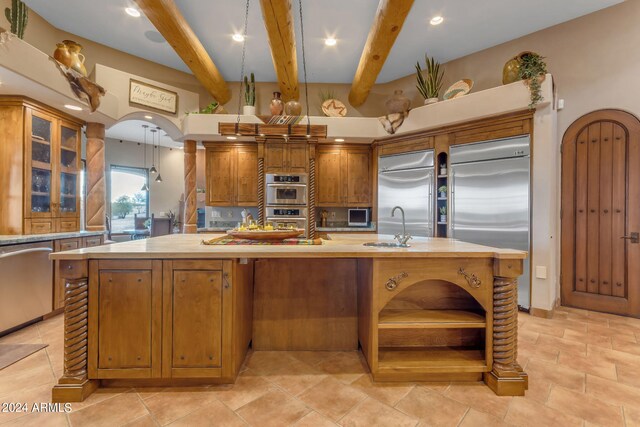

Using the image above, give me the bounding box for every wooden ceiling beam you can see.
[259,0,299,102]
[134,0,231,104]
[348,0,414,107]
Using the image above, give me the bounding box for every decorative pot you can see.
[440,166,447,175]
[269,92,284,115]
[439,192,446,199]
[502,51,537,85]
[424,97,439,105]
[284,99,302,116]
[385,89,410,114]
[440,215,447,223]
[243,105,256,115]
[53,43,72,68]
[62,40,87,76]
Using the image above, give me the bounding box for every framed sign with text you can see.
[129,79,178,114]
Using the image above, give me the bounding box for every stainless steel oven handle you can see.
[266,183,308,187]
[0,247,53,259]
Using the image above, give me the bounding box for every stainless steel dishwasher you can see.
[0,241,53,334]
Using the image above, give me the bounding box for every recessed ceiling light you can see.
[324,37,337,47]
[144,115,153,120]
[125,7,141,17]
[226,136,237,140]
[232,33,244,42]
[430,16,444,25]
[335,138,344,142]
[64,104,82,111]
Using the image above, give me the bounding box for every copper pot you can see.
[284,99,302,116]
[502,51,536,85]
[270,92,284,115]
[53,43,72,68]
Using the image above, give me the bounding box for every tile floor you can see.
[1,306,640,426]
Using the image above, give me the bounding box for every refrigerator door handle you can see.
[449,170,455,235]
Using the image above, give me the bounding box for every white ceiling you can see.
[25,0,622,85]
[106,120,185,148]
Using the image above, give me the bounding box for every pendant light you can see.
[140,125,150,192]
[155,130,163,183]
[149,128,158,174]
[297,0,311,138]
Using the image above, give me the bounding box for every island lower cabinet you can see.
[52,258,253,402]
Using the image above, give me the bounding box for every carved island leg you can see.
[52,262,98,402]
[484,258,528,396]
[257,157,265,226]
[308,155,316,239]
[183,139,197,234]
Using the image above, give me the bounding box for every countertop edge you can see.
[0,230,106,246]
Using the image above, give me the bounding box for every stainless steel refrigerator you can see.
[378,150,434,237]
[449,136,531,309]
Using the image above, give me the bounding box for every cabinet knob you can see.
[209,355,213,360]
[108,356,112,361]
[180,355,185,360]
[137,356,141,361]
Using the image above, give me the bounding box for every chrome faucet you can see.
[391,206,412,247]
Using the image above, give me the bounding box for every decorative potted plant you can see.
[438,185,447,198]
[185,101,226,115]
[517,53,547,109]
[243,72,256,115]
[4,0,28,39]
[439,206,447,223]
[416,53,444,105]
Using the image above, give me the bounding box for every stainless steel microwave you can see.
[266,174,308,206]
[348,208,369,227]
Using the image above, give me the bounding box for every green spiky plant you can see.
[4,0,28,39]
[416,53,444,100]
[319,88,335,103]
[439,206,447,216]
[518,52,547,109]
[244,72,255,106]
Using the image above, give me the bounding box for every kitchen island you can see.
[50,234,527,402]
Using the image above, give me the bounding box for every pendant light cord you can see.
[236,0,251,132]
[298,0,311,133]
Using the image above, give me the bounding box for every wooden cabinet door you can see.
[163,260,227,378]
[236,146,258,205]
[265,143,286,172]
[57,120,81,219]
[345,149,371,206]
[89,260,162,379]
[287,144,308,173]
[25,108,56,219]
[206,148,235,206]
[317,149,343,206]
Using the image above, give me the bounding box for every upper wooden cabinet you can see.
[204,143,258,207]
[0,97,83,234]
[317,145,371,207]
[265,142,307,173]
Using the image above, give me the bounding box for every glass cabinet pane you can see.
[32,115,51,142]
[31,115,52,166]
[31,168,51,213]
[60,126,78,169]
[60,173,77,213]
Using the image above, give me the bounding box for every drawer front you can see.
[26,219,55,234]
[57,218,79,232]
[83,236,103,248]
[56,238,81,252]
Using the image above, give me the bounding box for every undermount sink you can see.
[363,242,410,248]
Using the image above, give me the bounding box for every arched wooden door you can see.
[561,110,640,317]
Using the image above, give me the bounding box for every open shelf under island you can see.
[49,233,527,402]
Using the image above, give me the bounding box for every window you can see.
[109,165,149,233]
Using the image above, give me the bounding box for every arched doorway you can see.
[561,109,640,317]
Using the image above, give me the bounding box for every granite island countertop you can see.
[0,230,106,246]
[50,233,525,260]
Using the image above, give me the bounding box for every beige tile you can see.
[68,392,149,427]
[524,358,585,392]
[517,320,565,338]
[615,360,640,389]
[608,320,640,336]
[143,387,219,425]
[0,351,56,398]
[167,400,246,427]
[0,324,42,345]
[262,357,328,395]
[339,397,417,427]
[315,352,367,384]
[69,388,132,412]
[0,410,69,427]
[287,351,342,367]
[521,374,551,403]
[135,387,168,401]
[458,408,511,427]
[0,382,56,424]
[624,405,640,427]
[413,382,451,393]
[298,377,366,421]
[443,382,512,419]
[588,344,640,366]
[517,329,540,344]
[611,338,640,356]
[293,411,338,427]
[349,374,414,406]
[209,370,275,410]
[536,334,587,356]
[585,374,640,410]
[504,397,583,427]
[546,385,624,426]
[125,414,159,427]
[517,339,559,363]
[557,351,617,380]
[562,328,612,349]
[395,386,468,427]
[235,389,310,427]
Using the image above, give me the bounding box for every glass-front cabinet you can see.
[23,106,82,232]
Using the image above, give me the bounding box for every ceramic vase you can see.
[269,92,284,115]
[440,215,447,223]
[284,99,302,116]
[502,51,537,85]
[53,43,72,68]
[243,105,256,115]
[424,98,439,105]
[385,89,410,114]
[62,40,87,76]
